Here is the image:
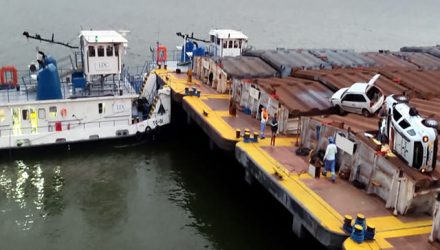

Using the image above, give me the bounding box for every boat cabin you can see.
[208,29,248,57]
[80,31,127,81]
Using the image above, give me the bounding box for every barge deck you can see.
[156,67,440,249]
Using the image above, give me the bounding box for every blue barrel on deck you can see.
[180,41,195,63]
[193,47,205,57]
[37,56,62,100]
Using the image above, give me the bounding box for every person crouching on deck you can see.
[270,115,278,146]
[260,107,269,139]
[322,136,337,183]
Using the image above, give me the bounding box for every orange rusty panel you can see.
[362,52,418,69]
[256,77,333,115]
[393,52,440,70]
[378,69,440,98]
[293,69,408,96]
[312,114,379,134]
[410,98,440,122]
[218,56,278,79]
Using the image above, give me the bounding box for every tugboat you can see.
[0,30,171,150]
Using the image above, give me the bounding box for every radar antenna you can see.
[22,31,79,49]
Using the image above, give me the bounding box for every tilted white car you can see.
[329,74,384,117]
[380,95,438,172]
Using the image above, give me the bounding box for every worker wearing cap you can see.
[322,136,338,183]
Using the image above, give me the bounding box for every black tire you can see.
[145,126,152,133]
[423,119,439,130]
[336,105,346,115]
[362,109,371,117]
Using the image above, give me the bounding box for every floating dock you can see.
[155,44,440,249]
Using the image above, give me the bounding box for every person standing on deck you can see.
[260,107,268,139]
[270,115,278,146]
[322,136,337,183]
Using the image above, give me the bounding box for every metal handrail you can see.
[0,118,131,137]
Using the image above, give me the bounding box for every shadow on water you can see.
[150,105,326,250]
[0,104,325,250]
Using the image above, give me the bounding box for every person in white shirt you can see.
[322,136,338,183]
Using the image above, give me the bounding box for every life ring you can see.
[0,66,18,87]
[60,108,67,118]
[156,45,167,63]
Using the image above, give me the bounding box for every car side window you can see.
[399,119,410,129]
[393,108,402,121]
[343,94,355,102]
[353,94,366,102]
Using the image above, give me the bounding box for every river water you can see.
[0,0,439,249]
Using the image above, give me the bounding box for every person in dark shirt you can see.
[270,116,278,146]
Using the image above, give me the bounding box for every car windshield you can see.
[367,86,382,103]
[340,89,348,98]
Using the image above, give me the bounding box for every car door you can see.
[352,94,367,114]
[341,94,356,113]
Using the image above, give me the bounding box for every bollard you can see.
[192,87,197,95]
[196,90,201,97]
[185,87,189,95]
[253,132,259,142]
[365,223,375,240]
[244,128,250,135]
[236,129,241,139]
[244,132,251,143]
[343,215,353,234]
[355,213,366,230]
[351,224,365,243]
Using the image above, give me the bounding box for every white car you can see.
[380,95,438,172]
[330,74,384,117]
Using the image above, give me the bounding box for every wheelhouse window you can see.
[106,45,114,56]
[210,35,215,43]
[98,103,105,114]
[228,40,233,48]
[49,106,57,118]
[38,108,46,119]
[88,46,96,57]
[238,40,242,49]
[234,40,239,48]
[114,45,119,56]
[97,46,105,57]
[223,41,227,48]
[22,109,29,120]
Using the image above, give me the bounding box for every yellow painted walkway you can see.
[158,69,435,250]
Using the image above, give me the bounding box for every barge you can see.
[154,29,440,249]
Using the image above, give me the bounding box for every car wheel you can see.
[394,95,409,103]
[362,109,371,117]
[336,105,346,115]
[423,119,439,130]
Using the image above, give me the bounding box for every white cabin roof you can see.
[209,29,248,40]
[80,30,128,44]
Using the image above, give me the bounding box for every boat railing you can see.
[148,49,182,67]
[0,117,133,138]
